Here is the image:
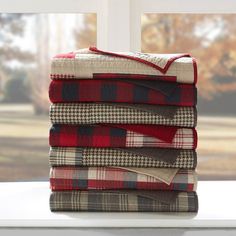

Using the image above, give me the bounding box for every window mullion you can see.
[97,0,131,51]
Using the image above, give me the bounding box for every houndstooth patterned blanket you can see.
[50,103,197,127]
[49,147,197,169]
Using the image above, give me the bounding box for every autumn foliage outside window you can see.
[0,14,96,181]
[0,13,235,181]
[142,14,236,179]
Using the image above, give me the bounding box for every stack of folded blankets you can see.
[49,47,198,212]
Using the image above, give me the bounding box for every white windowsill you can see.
[0,181,235,228]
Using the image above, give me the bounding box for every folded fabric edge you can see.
[49,147,183,164]
[89,47,192,74]
[116,167,179,185]
[49,167,196,188]
[49,190,198,212]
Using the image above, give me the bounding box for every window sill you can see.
[0,181,235,228]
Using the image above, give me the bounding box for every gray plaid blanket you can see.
[50,190,198,212]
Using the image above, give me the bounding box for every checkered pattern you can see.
[49,124,197,149]
[50,47,197,84]
[50,167,197,191]
[49,103,197,127]
[49,47,199,213]
[50,190,198,212]
[49,79,197,106]
[49,147,197,169]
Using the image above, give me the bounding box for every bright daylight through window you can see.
[142,14,236,180]
[0,13,235,181]
[0,13,97,181]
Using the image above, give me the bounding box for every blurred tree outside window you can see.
[0,13,235,181]
[0,13,96,181]
[142,14,236,179]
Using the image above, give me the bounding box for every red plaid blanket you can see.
[49,124,197,149]
[50,167,197,192]
[51,47,197,84]
[49,79,197,106]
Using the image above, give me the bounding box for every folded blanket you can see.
[50,190,198,212]
[49,147,197,169]
[51,47,197,84]
[49,79,197,106]
[49,124,197,149]
[50,103,197,127]
[50,167,197,191]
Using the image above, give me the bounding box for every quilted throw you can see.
[50,103,197,127]
[51,47,197,84]
[50,167,197,191]
[49,147,197,169]
[48,47,199,213]
[49,79,197,106]
[49,124,197,149]
[50,190,198,212]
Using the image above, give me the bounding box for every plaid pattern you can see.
[49,79,197,106]
[49,103,197,127]
[50,190,198,212]
[50,167,197,191]
[49,147,197,169]
[49,125,197,149]
[50,47,197,84]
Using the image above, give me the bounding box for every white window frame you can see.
[0,0,131,51]
[130,0,236,51]
[0,0,236,183]
[1,0,236,52]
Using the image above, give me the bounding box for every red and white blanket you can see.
[51,47,197,84]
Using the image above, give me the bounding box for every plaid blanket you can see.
[51,47,197,84]
[50,167,197,191]
[50,190,198,212]
[49,124,197,149]
[50,103,197,127]
[49,147,197,169]
[49,79,197,106]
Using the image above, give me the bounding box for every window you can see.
[0,0,235,181]
[0,13,97,181]
[141,14,236,180]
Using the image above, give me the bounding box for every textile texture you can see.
[49,103,197,127]
[50,167,197,191]
[49,147,197,169]
[49,124,197,149]
[50,190,198,212]
[49,47,198,213]
[49,79,197,106]
[50,47,197,84]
